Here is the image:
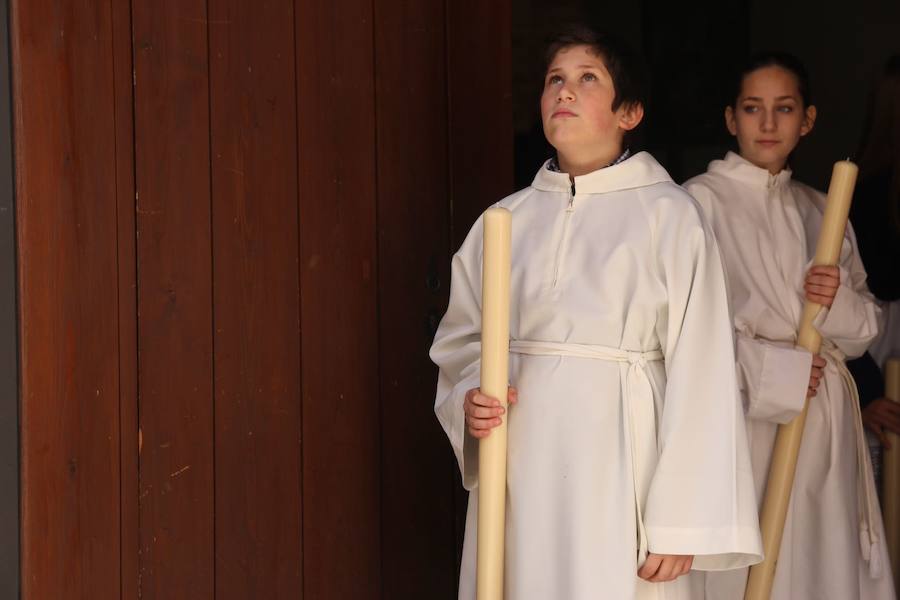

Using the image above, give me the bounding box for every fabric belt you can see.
[509,339,663,565]
[820,341,883,578]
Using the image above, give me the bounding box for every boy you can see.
[430,27,762,599]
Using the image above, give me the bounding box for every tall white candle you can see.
[478,207,512,600]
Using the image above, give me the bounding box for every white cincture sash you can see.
[509,339,664,565]
[820,341,884,578]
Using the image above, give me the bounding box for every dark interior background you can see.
[513,0,900,190]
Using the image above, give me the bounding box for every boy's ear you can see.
[800,105,817,137]
[724,106,737,136]
[617,102,644,131]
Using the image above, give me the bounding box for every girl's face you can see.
[725,65,817,175]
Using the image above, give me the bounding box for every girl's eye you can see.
[742,105,759,114]
[777,106,793,113]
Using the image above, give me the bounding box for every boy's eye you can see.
[581,72,597,82]
[547,74,563,85]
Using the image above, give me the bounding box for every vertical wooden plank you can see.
[209,0,302,597]
[111,0,139,598]
[11,1,121,597]
[132,1,214,597]
[0,0,18,596]
[373,0,457,596]
[447,0,514,248]
[295,0,381,597]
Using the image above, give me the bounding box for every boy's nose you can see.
[556,86,574,102]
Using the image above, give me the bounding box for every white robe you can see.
[431,152,762,600]
[685,152,894,599]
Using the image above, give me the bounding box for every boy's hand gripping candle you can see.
[478,208,512,600]
[745,160,858,600]
[884,359,900,591]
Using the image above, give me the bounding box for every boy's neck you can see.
[557,146,625,178]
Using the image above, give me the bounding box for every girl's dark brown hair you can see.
[729,51,812,108]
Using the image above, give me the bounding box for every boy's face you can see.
[540,45,638,162]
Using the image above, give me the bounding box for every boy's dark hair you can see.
[729,51,813,108]
[543,25,649,113]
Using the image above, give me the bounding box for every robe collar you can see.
[708,151,793,189]
[531,151,673,194]
[547,148,631,172]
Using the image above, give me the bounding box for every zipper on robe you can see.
[763,175,795,306]
[551,183,576,288]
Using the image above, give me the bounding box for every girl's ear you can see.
[800,105,817,137]
[724,106,738,136]
[618,102,644,131]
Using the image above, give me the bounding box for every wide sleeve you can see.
[686,179,812,424]
[429,217,484,490]
[735,332,812,424]
[644,197,763,570]
[810,223,881,359]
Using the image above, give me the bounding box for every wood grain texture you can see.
[447,0,514,249]
[133,1,214,597]
[111,0,139,597]
[209,0,302,596]
[373,0,457,596]
[295,0,381,596]
[13,1,121,597]
[12,0,516,595]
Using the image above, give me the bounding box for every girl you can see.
[684,53,894,599]
[431,27,761,600]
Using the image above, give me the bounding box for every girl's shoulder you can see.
[633,181,710,235]
[683,169,740,197]
[681,171,737,220]
[642,181,704,215]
